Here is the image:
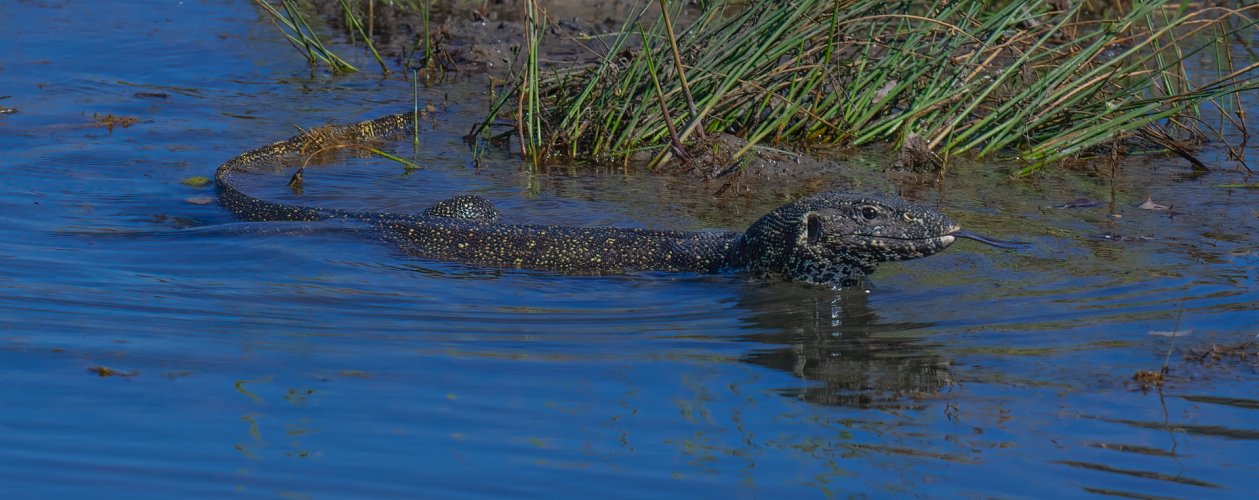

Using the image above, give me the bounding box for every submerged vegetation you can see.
[258,0,1258,175]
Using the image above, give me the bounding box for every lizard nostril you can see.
[806,214,822,245]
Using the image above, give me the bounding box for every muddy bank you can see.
[313,0,639,76]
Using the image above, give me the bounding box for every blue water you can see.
[2,1,1257,498]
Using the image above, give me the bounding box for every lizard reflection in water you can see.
[215,113,1022,288]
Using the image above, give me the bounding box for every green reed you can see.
[491,0,1258,174]
[253,0,359,73]
[254,0,390,74]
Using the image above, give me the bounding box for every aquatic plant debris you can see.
[1132,369,1165,388]
[1188,341,1257,366]
[91,113,139,131]
[181,176,211,187]
[88,366,138,378]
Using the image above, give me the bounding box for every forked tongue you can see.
[952,230,1029,250]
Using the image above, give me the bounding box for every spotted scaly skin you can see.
[215,114,960,287]
[421,194,503,221]
[730,192,959,286]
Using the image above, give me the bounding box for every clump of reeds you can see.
[483,0,1258,174]
[253,0,389,74]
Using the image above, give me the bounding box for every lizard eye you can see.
[861,206,878,220]
[806,214,822,245]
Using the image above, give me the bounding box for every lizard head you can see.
[737,192,963,288]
